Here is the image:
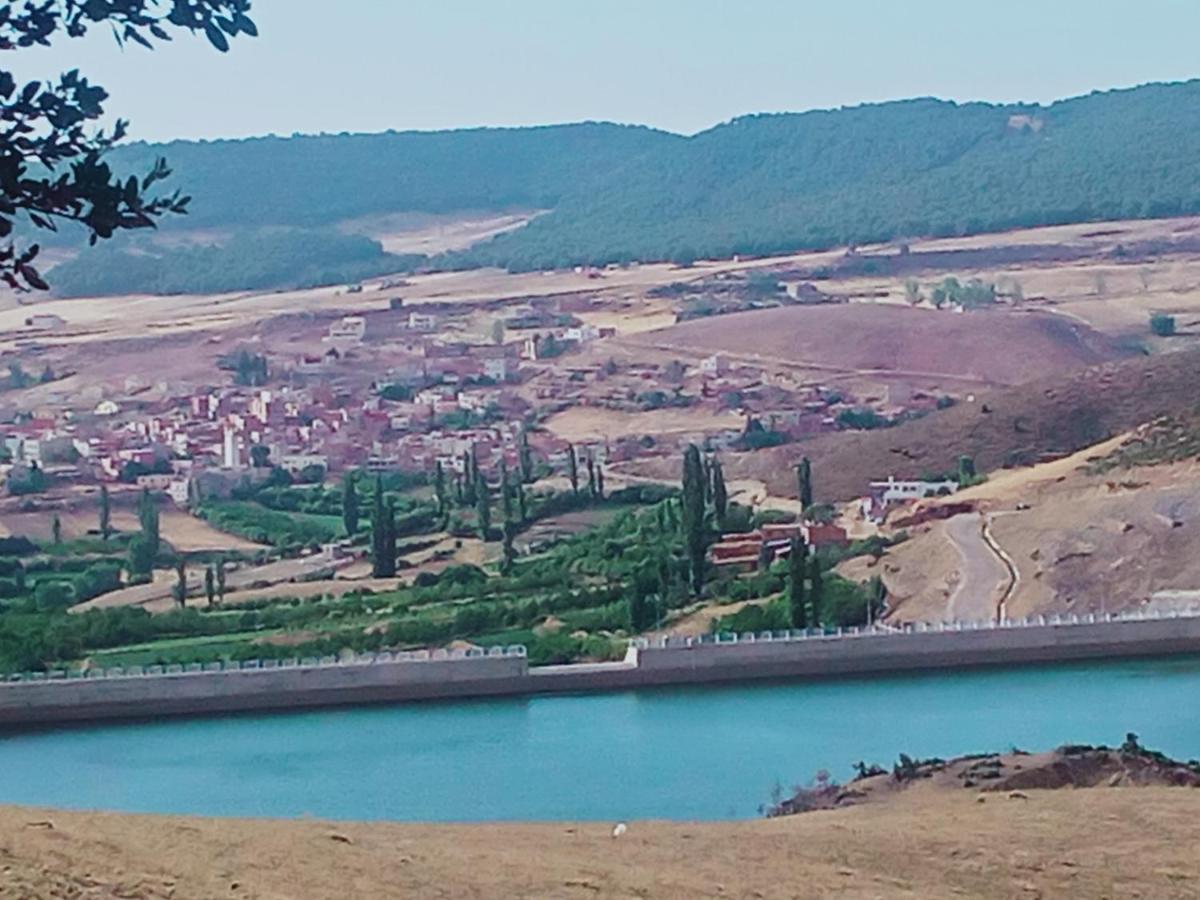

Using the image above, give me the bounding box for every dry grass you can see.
[1,787,1197,898]
[543,405,743,443]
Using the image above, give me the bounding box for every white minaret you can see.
[222,426,240,469]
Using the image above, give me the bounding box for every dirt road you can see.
[945,512,1009,622]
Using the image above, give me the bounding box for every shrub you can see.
[34,580,77,610]
[1149,313,1176,337]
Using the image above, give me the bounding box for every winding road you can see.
[945,512,1012,622]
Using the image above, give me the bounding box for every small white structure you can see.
[869,476,958,505]
[222,426,241,469]
[24,313,66,331]
[278,453,328,475]
[408,311,438,332]
[700,354,728,377]
[94,399,120,417]
[326,316,366,344]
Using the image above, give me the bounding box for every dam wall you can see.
[3,611,1200,727]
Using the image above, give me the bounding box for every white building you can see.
[326,316,366,344]
[279,453,328,475]
[408,311,438,332]
[222,426,241,469]
[868,476,958,504]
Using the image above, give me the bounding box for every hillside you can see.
[641,345,1200,503]
[1,785,1197,898]
[41,79,1200,296]
[104,122,677,232]
[625,305,1135,387]
[459,81,1200,269]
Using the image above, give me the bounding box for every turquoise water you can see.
[3,657,1200,821]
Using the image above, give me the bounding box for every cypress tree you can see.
[51,513,62,546]
[567,443,579,495]
[596,466,605,500]
[341,471,359,536]
[795,457,814,509]
[586,454,597,498]
[204,565,216,606]
[172,556,187,608]
[370,474,387,577]
[462,450,477,505]
[98,484,111,540]
[379,497,397,577]
[809,554,825,628]
[475,470,491,540]
[518,429,534,483]
[499,461,514,523]
[516,479,527,523]
[711,455,728,529]
[434,460,447,515]
[138,487,160,549]
[681,444,708,595]
[787,535,808,629]
[215,558,226,606]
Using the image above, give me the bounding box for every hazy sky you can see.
[13,0,1200,142]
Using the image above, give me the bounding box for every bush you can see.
[1150,313,1176,337]
[34,580,77,610]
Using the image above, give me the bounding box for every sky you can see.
[12,0,1200,143]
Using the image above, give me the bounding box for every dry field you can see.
[1,786,1198,899]
[0,503,260,554]
[543,405,744,443]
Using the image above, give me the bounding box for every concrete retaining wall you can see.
[4,613,1200,728]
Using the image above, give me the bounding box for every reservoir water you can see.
[3,656,1199,821]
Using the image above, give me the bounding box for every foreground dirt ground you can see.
[1,788,1198,899]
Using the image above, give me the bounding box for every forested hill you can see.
[105,122,680,229]
[49,80,1200,295]
[458,81,1200,269]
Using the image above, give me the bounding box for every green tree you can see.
[475,470,492,540]
[795,457,813,509]
[903,278,922,305]
[515,479,527,523]
[137,487,159,551]
[51,514,62,546]
[518,428,534,483]
[566,443,579,495]
[868,575,887,626]
[787,535,808,629]
[681,444,708,595]
[204,565,216,607]
[341,471,360,535]
[98,484,111,540]
[1149,313,1176,337]
[370,475,396,577]
[710,455,728,529]
[249,444,271,467]
[957,455,978,487]
[171,556,187,609]
[809,555,825,627]
[586,454,597,498]
[215,558,227,606]
[433,460,448,517]
[0,1,256,291]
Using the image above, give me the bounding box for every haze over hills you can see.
[46,80,1200,295]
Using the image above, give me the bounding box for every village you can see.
[0,290,957,533]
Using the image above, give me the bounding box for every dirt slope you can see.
[630,304,1133,386]
[688,345,1200,503]
[1,787,1197,899]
